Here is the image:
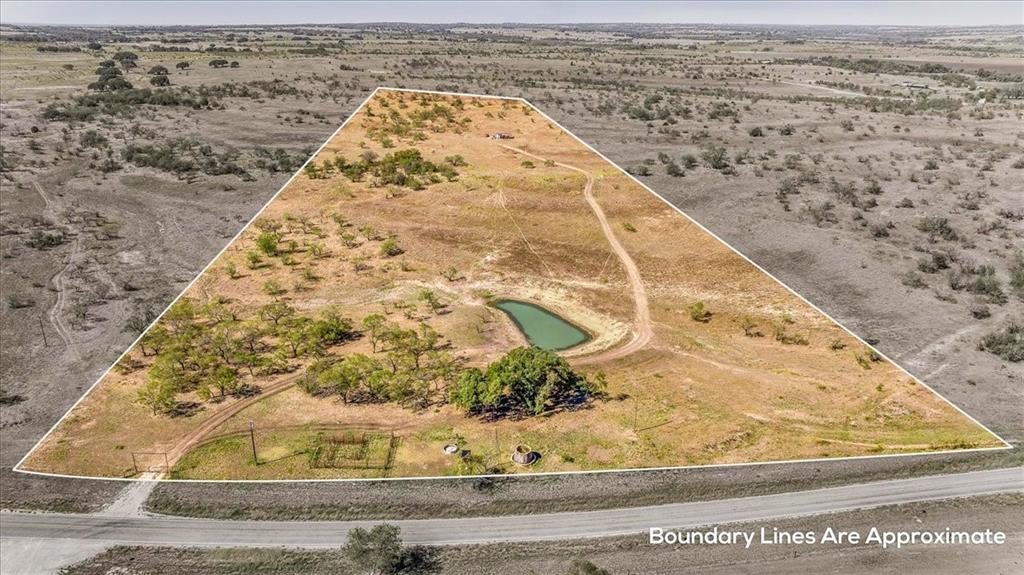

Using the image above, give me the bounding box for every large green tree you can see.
[450,347,596,416]
[362,313,387,352]
[199,364,240,399]
[137,378,176,415]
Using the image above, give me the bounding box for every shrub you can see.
[79,130,108,148]
[828,178,858,204]
[741,317,763,337]
[916,216,958,241]
[26,230,64,249]
[343,525,402,575]
[701,146,731,171]
[917,252,951,274]
[968,268,1007,304]
[262,280,283,296]
[949,264,1007,304]
[255,232,279,256]
[688,301,711,323]
[977,322,1023,362]
[804,201,837,227]
[566,560,612,575]
[380,238,403,257]
[869,222,890,238]
[970,305,991,319]
[246,251,265,269]
[901,271,927,289]
[1010,252,1024,298]
[774,326,809,345]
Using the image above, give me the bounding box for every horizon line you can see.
[5,21,1024,29]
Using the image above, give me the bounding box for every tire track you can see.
[35,181,80,360]
[160,373,304,475]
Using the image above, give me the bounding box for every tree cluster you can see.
[298,320,455,408]
[366,98,470,143]
[122,137,252,179]
[135,297,355,415]
[304,148,458,191]
[209,59,240,69]
[88,61,133,92]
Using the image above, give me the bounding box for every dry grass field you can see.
[1,22,1020,510]
[18,89,1003,480]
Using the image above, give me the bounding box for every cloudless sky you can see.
[2,1,1022,27]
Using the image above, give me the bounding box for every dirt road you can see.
[2,467,1020,550]
[35,181,80,359]
[159,373,303,475]
[499,145,653,364]
[779,80,865,97]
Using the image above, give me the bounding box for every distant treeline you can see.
[146,45,256,53]
[800,56,1023,83]
[36,45,82,53]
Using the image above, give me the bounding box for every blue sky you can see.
[2,1,1021,26]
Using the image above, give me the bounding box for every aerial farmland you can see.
[18,89,1004,480]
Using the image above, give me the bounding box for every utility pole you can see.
[249,420,258,464]
[633,397,640,432]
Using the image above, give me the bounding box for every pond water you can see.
[494,299,591,351]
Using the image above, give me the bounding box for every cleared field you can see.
[18,89,1004,480]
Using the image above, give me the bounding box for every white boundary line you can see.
[13,86,1012,485]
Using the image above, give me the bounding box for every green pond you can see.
[494,299,591,351]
